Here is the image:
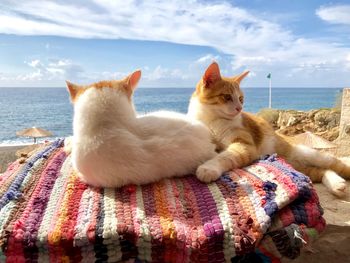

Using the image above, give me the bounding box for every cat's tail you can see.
[276,135,350,182]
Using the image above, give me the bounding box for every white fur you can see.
[188,96,276,156]
[322,170,347,197]
[292,145,335,167]
[188,97,238,182]
[188,95,349,197]
[71,87,217,187]
[196,161,223,183]
[188,97,242,141]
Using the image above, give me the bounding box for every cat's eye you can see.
[239,96,244,103]
[223,94,232,102]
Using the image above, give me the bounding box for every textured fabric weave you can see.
[0,139,325,262]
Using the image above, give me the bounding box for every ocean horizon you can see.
[0,87,343,146]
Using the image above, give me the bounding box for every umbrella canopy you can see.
[16,127,53,143]
[292,131,337,149]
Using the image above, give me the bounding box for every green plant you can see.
[257,108,280,126]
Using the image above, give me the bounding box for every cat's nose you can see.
[236,106,242,112]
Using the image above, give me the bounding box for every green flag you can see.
[267,73,271,79]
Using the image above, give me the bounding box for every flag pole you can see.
[269,76,272,108]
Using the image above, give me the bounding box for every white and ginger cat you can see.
[188,62,350,197]
[66,70,216,187]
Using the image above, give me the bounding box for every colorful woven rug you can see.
[0,139,325,262]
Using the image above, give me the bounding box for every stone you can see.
[277,110,305,129]
[255,99,346,148]
[268,108,340,142]
[336,88,350,157]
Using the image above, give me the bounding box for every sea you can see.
[0,87,343,146]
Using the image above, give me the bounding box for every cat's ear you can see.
[233,71,249,84]
[203,62,221,86]
[125,70,142,90]
[66,81,79,102]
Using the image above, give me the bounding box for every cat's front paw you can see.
[196,163,222,183]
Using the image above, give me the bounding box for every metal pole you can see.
[269,77,272,108]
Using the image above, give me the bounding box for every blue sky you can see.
[0,0,349,87]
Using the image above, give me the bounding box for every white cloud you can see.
[316,5,350,25]
[0,59,84,85]
[144,65,187,81]
[195,54,221,65]
[0,59,190,87]
[0,0,293,55]
[27,59,41,68]
[145,66,167,81]
[191,54,234,76]
[0,1,349,86]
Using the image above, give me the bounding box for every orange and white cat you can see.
[66,70,216,187]
[188,62,350,196]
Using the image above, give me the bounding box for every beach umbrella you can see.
[292,131,337,150]
[16,127,53,144]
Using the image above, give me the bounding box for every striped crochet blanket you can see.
[0,139,325,262]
